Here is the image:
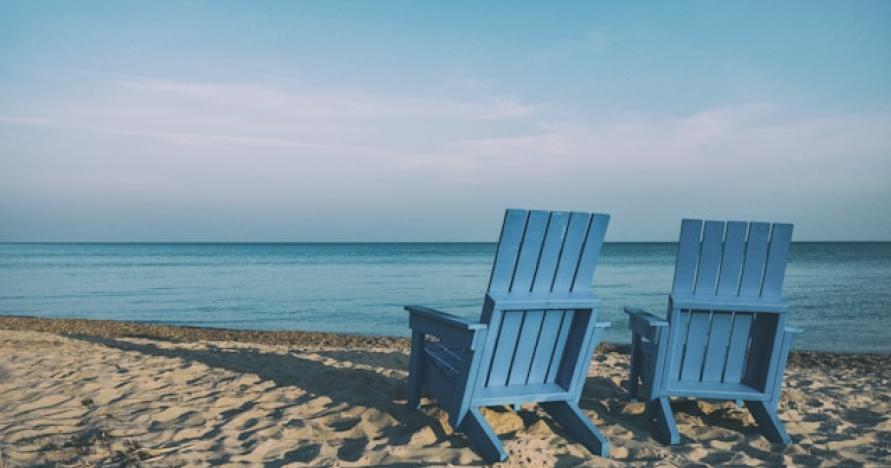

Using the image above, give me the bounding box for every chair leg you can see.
[406,331,424,409]
[541,401,609,458]
[653,397,680,445]
[746,400,791,444]
[645,400,655,419]
[629,334,641,400]
[460,407,507,463]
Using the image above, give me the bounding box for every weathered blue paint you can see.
[405,209,611,462]
[626,219,800,445]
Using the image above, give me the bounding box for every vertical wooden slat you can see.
[545,310,574,383]
[487,209,528,294]
[508,310,545,385]
[526,310,564,384]
[672,219,703,296]
[665,308,691,383]
[486,311,524,387]
[700,312,733,382]
[761,224,793,299]
[531,212,571,292]
[679,311,711,381]
[508,310,553,385]
[551,212,592,292]
[694,221,725,295]
[508,211,549,292]
[717,221,747,296]
[722,312,753,383]
[739,222,770,297]
[571,214,609,292]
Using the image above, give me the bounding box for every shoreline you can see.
[1,315,888,365]
[0,315,409,349]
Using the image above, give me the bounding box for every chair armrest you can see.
[624,307,668,341]
[405,305,486,330]
[405,305,487,349]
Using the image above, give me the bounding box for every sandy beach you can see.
[1,317,889,467]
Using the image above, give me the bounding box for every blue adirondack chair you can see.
[626,219,800,445]
[405,209,612,463]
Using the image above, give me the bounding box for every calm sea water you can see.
[1,243,888,353]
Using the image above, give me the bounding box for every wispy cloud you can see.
[411,102,891,185]
[2,78,889,240]
[114,78,535,121]
[2,78,534,155]
[4,79,888,180]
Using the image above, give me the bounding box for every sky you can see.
[1,1,889,241]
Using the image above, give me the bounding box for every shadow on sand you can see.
[72,335,723,465]
[69,335,477,466]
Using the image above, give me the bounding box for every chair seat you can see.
[424,340,465,379]
[666,380,768,400]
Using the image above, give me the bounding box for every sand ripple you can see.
[0,329,888,466]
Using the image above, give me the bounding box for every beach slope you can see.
[0,318,888,466]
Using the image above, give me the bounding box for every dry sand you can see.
[0,318,889,467]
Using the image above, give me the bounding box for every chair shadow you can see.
[577,376,650,432]
[671,399,758,435]
[75,335,774,463]
[313,350,409,372]
[71,335,399,410]
[576,374,764,442]
[67,335,473,466]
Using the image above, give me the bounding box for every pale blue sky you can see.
[1,1,889,241]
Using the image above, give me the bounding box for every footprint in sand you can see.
[328,417,361,432]
[844,408,887,426]
[279,443,322,465]
[337,436,368,462]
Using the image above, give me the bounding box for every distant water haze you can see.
[1,242,888,353]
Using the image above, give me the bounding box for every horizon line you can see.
[2,240,889,245]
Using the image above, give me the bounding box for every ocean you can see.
[1,242,888,353]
